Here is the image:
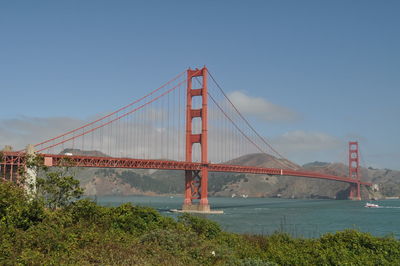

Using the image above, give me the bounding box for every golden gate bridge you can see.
[1,67,371,212]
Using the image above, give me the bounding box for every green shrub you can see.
[36,169,84,210]
[1,181,400,265]
[239,257,278,266]
[110,203,172,234]
[178,213,222,239]
[318,229,400,265]
[66,199,107,224]
[0,182,45,230]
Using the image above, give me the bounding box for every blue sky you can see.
[1,1,399,169]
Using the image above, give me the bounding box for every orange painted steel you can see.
[184,67,209,208]
[0,151,24,183]
[1,152,372,187]
[348,141,361,200]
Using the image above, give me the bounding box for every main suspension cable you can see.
[207,70,298,169]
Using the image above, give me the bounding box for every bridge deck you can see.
[1,152,371,186]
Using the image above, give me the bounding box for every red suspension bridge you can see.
[1,67,371,212]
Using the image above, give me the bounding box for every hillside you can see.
[211,154,352,199]
[67,149,400,199]
[303,161,400,199]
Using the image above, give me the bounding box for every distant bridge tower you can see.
[182,67,211,212]
[348,141,361,200]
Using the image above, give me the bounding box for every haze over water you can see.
[96,196,400,238]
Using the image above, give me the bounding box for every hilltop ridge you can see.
[67,150,399,199]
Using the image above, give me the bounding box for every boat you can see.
[365,203,379,208]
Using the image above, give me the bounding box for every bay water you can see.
[95,196,400,238]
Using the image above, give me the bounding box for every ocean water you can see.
[95,196,400,238]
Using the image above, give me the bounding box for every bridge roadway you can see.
[1,152,371,186]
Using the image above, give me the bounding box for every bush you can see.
[110,203,174,234]
[1,181,400,265]
[318,230,400,265]
[178,213,222,239]
[0,182,45,230]
[66,199,107,224]
[36,169,84,210]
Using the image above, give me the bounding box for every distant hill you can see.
[60,148,109,157]
[303,161,400,199]
[226,153,301,169]
[69,150,400,200]
[302,161,330,168]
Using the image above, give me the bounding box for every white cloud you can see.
[227,91,299,122]
[0,116,85,150]
[272,130,343,152]
[269,130,346,164]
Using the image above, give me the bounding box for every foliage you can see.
[1,182,400,265]
[0,182,45,230]
[36,168,84,210]
[13,154,83,209]
[109,203,175,234]
[178,213,222,239]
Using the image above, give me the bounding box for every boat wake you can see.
[364,203,400,209]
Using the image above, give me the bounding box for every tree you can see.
[0,181,45,230]
[18,155,85,210]
[36,167,84,210]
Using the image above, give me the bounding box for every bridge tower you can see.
[348,141,361,200]
[182,67,211,212]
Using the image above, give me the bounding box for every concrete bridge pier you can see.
[349,182,361,200]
